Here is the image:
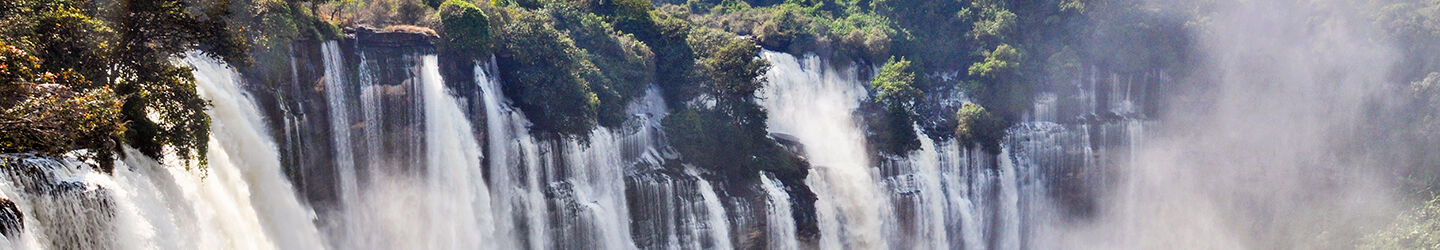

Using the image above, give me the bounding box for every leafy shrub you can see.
[968,43,1022,78]
[873,57,921,111]
[439,0,492,57]
[0,42,125,171]
[547,6,656,127]
[493,10,600,139]
[955,102,1003,152]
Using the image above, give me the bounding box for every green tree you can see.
[955,102,1003,152]
[112,0,247,167]
[439,0,492,57]
[548,6,655,127]
[493,10,600,139]
[0,42,126,172]
[649,11,700,105]
[870,57,921,155]
[0,0,244,171]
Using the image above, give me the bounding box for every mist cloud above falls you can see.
[1045,0,1412,248]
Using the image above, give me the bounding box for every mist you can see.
[1040,0,1417,248]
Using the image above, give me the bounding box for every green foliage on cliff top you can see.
[0,42,125,171]
[492,9,602,139]
[439,0,492,57]
[546,5,656,127]
[0,0,251,171]
[480,2,662,138]
[682,0,899,64]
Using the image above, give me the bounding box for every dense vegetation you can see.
[649,0,1196,154]
[0,0,1203,176]
[0,0,258,172]
[417,0,808,174]
[661,27,805,177]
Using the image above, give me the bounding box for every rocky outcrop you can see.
[347,26,439,49]
[0,199,22,238]
[240,26,484,211]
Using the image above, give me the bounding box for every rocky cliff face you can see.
[239,27,478,210]
[200,27,1164,249]
[233,27,820,249]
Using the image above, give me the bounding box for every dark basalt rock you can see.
[769,168,819,246]
[0,199,22,238]
[241,24,484,212]
[346,26,439,49]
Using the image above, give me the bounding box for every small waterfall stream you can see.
[759,172,800,250]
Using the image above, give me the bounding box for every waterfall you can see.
[319,48,500,249]
[0,53,331,249]
[754,49,1149,250]
[418,55,497,248]
[759,50,893,249]
[759,173,800,250]
[902,134,953,249]
[476,57,549,249]
[321,42,360,206]
[479,56,677,249]
[995,147,1021,250]
[0,40,1154,249]
[188,54,330,249]
[685,168,732,250]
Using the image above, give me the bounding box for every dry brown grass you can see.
[380,24,438,36]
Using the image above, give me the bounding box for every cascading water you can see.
[685,168,732,250]
[187,54,329,250]
[417,55,497,248]
[476,57,546,250]
[759,50,894,249]
[0,53,331,249]
[318,46,500,249]
[476,56,643,249]
[321,41,360,206]
[758,49,1150,250]
[759,172,800,250]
